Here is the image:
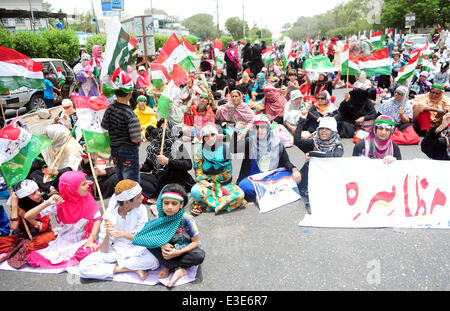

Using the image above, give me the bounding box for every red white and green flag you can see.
[283,37,293,70]
[404,41,413,49]
[213,40,224,65]
[101,19,138,79]
[89,57,101,82]
[358,47,391,77]
[150,62,170,89]
[262,46,276,64]
[182,35,199,60]
[341,43,360,75]
[302,55,337,72]
[395,51,421,85]
[157,80,181,119]
[0,117,51,187]
[56,66,66,86]
[156,33,196,75]
[371,30,385,50]
[72,93,111,154]
[0,47,45,94]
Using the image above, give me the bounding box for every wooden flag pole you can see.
[43,130,74,184]
[159,118,168,156]
[346,68,349,91]
[22,218,33,240]
[0,97,6,127]
[87,151,106,214]
[400,75,414,111]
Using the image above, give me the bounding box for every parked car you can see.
[404,34,433,50]
[0,58,76,112]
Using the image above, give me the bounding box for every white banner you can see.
[299,157,450,229]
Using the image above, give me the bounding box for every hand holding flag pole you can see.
[43,125,77,184]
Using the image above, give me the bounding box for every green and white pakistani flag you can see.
[72,94,111,154]
[0,117,51,187]
[101,18,138,80]
[302,55,337,72]
[157,80,181,119]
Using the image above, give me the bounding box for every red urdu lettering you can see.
[346,182,358,206]
[366,186,396,214]
[415,176,427,217]
[430,188,446,215]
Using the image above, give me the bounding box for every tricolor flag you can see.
[395,51,421,85]
[150,62,170,89]
[404,41,413,49]
[56,66,66,86]
[101,18,138,79]
[341,43,360,75]
[348,34,358,42]
[0,117,52,187]
[213,40,224,65]
[283,37,293,70]
[89,57,100,82]
[171,64,187,87]
[156,33,196,75]
[204,37,210,47]
[0,47,45,94]
[370,30,385,50]
[157,80,181,119]
[72,93,111,154]
[386,28,392,37]
[419,54,432,73]
[182,35,199,60]
[358,48,391,77]
[262,46,276,65]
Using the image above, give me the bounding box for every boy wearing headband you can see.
[133,183,205,288]
[79,179,159,280]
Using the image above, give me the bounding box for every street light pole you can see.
[216,0,219,37]
[242,1,245,39]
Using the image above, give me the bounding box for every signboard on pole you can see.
[134,16,157,56]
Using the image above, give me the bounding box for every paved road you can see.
[1,88,449,292]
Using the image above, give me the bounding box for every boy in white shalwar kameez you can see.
[79,180,159,280]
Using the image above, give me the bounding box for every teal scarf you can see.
[132,186,184,249]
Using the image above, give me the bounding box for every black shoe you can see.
[305,201,312,215]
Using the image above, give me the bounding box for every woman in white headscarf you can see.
[28,124,83,195]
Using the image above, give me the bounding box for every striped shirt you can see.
[101,101,141,148]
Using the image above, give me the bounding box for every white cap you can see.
[138,66,146,71]
[318,117,337,132]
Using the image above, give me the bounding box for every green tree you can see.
[85,33,106,57]
[41,29,80,62]
[182,14,218,40]
[12,31,48,58]
[0,27,14,49]
[225,17,248,40]
[438,0,450,27]
[381,0,441,29]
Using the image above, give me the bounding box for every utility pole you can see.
[216,0,219,37]
[90,0,100,34]
[242,1,245,39]
[28,0,35,31]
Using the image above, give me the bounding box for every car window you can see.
[52,60,66,75]
[62,61,75,78]
[40,62,53,73]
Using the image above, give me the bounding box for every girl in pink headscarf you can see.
[92,45,103,72]
[26,171,102,269]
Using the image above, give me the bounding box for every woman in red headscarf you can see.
[26,171,102,269]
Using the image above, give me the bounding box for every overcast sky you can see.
[47,0,345,37]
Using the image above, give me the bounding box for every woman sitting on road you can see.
[294,117,344,214]
[215,90,255,127]
[0,180,56,269]
[190,123,246,215]
[232,114,302,203]
[420,112,450,160]
[352,115,402,163]
[26,171,102,269]
[28,124,83,197]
